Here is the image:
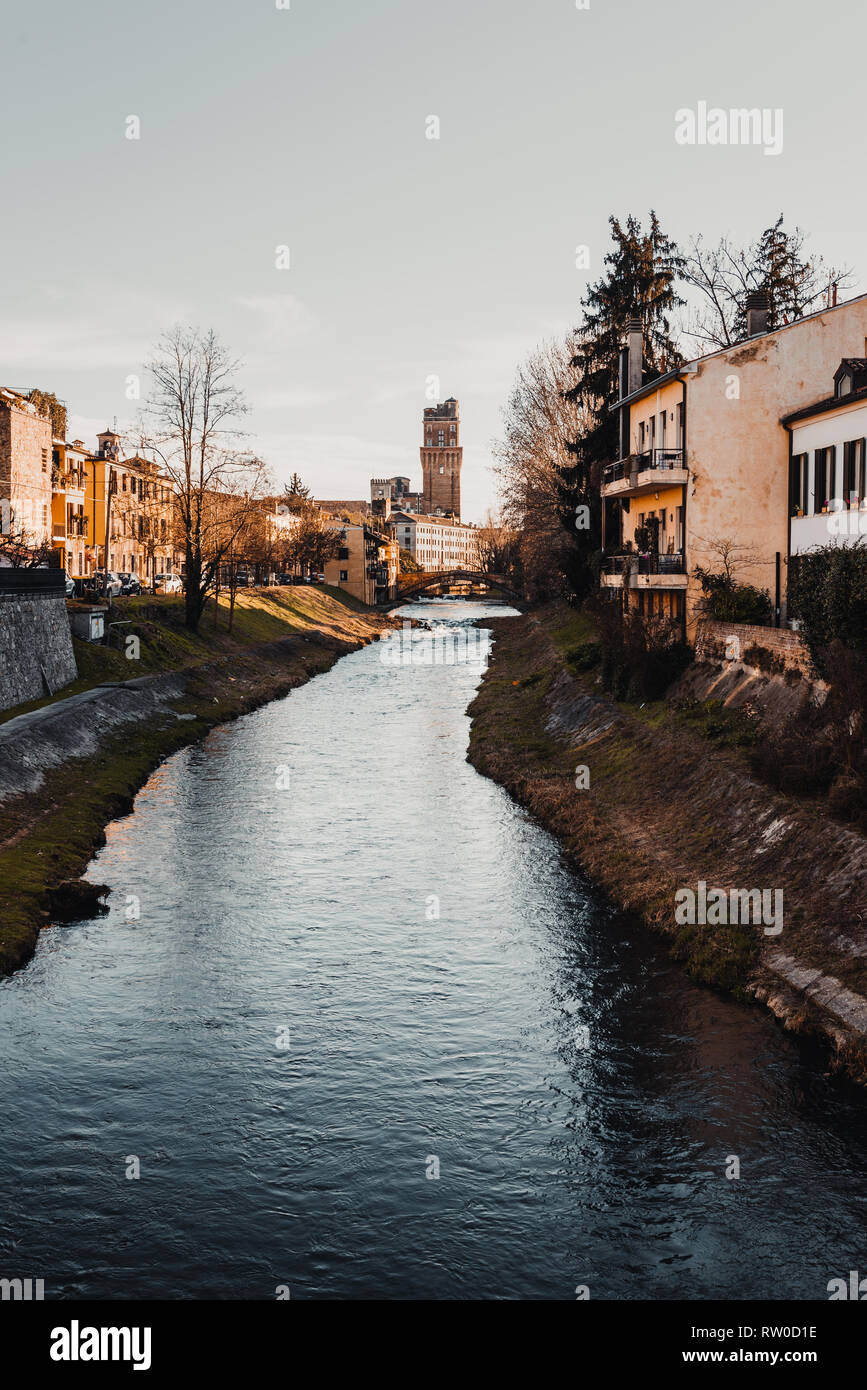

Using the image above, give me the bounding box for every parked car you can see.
[92,570,123,597]
[154,573,183,594]
[64,570,75,599]
[233,569,255,588]
[118,572,142,596]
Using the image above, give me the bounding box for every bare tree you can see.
[140,326,269,631]
[682,220,854,352]
[493,334,590,599]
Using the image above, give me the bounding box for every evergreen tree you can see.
[733,215,830,338]
[559,212,684,598]
[282,472,311,513]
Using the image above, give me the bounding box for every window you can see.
[814,446,836,511]
[843,439,866,504]
[437,430,444,446]
[338,546,349,560]
[42,504,48,526]
[41,448,48,471]
[340,570,348,582]
[789,453,808,514]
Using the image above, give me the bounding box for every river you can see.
[1,599,865,1300]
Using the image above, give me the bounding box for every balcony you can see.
[602,448,688,498]
[52,523,66,539]
[600,552,687,589]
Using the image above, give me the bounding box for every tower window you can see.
[438,430,444,446]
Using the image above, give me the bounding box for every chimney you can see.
[745,290,770,338]
[626,317,643,396]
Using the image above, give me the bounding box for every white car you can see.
[155,573,183,594]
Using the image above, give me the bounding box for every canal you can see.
[1,599,865,1300]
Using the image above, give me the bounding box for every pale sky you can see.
[1,0,864,521]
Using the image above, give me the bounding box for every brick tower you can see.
[420,398,462,518]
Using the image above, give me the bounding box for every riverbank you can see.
[467,604,867,1084]
[0,586,391,977]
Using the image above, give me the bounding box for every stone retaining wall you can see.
[0,590,78,711]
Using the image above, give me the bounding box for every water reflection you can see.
[0,600,865,1300]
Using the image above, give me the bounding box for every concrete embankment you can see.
[0,589,390,977]
[467,607,867,1084]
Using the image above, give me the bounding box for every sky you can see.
[1,0,865,522]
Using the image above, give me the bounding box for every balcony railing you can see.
[52,524,66,539]
[638,553,684,575]
[637,448,684,471]
[603,448,685,486]
[601,552,684,576]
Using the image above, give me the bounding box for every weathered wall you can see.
[0,590,78,711]
[686,294,867,630]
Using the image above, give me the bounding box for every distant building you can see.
[89,431,179,579]
[51,437,89,577]
[388,509,476,572]
[323,523,398,605]
[369,396,464,524]
[421,397,462,518]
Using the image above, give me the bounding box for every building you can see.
[323,523,398,605]
[783,361,867,557]
[370,476,423,516]
[88,430,179,580]
[388,509,477,572]
[51,437,89,577]
[0,388,54,555]
[421,398,462,518]
[601,292,867,634]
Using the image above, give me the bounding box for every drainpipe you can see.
[783,421,793,627]
[680,376,688,644]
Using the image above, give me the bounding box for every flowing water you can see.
[1,599,865,1300]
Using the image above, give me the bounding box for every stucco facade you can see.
[602,293,867,635]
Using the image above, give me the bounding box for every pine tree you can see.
[558,212,684,597]
[732,215,828,338]
[282,472,311,513]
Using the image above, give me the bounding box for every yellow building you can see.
[51,437,89,577]
[86,430,179,581]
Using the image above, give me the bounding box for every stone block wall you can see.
[0,590,78,711]
[695,618,816,679]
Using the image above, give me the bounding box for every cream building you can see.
[783,359,867,556]
[601,293,867,634]
[388,509,477,572]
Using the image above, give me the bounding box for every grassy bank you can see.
[0,585,389,976]
[468,605,867,1073]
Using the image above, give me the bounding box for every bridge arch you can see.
[397,569,520,601]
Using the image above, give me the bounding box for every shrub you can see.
[566,639,602,671]
[694,567,772,625]
[787,542,867,678]
[597,606,693,702]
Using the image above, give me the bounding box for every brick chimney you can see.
[745,290,770,338]
[626,317,643,395]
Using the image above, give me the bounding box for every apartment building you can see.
[601,292,867,634]
[783,360,867,556]
[388,509,477,572]
[51,437,89,577]
[88,430,178,579]
[0,388,53,554]
[323,523,398,605]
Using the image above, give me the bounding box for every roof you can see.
[781,383,867,427]
[610,291,867,413]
